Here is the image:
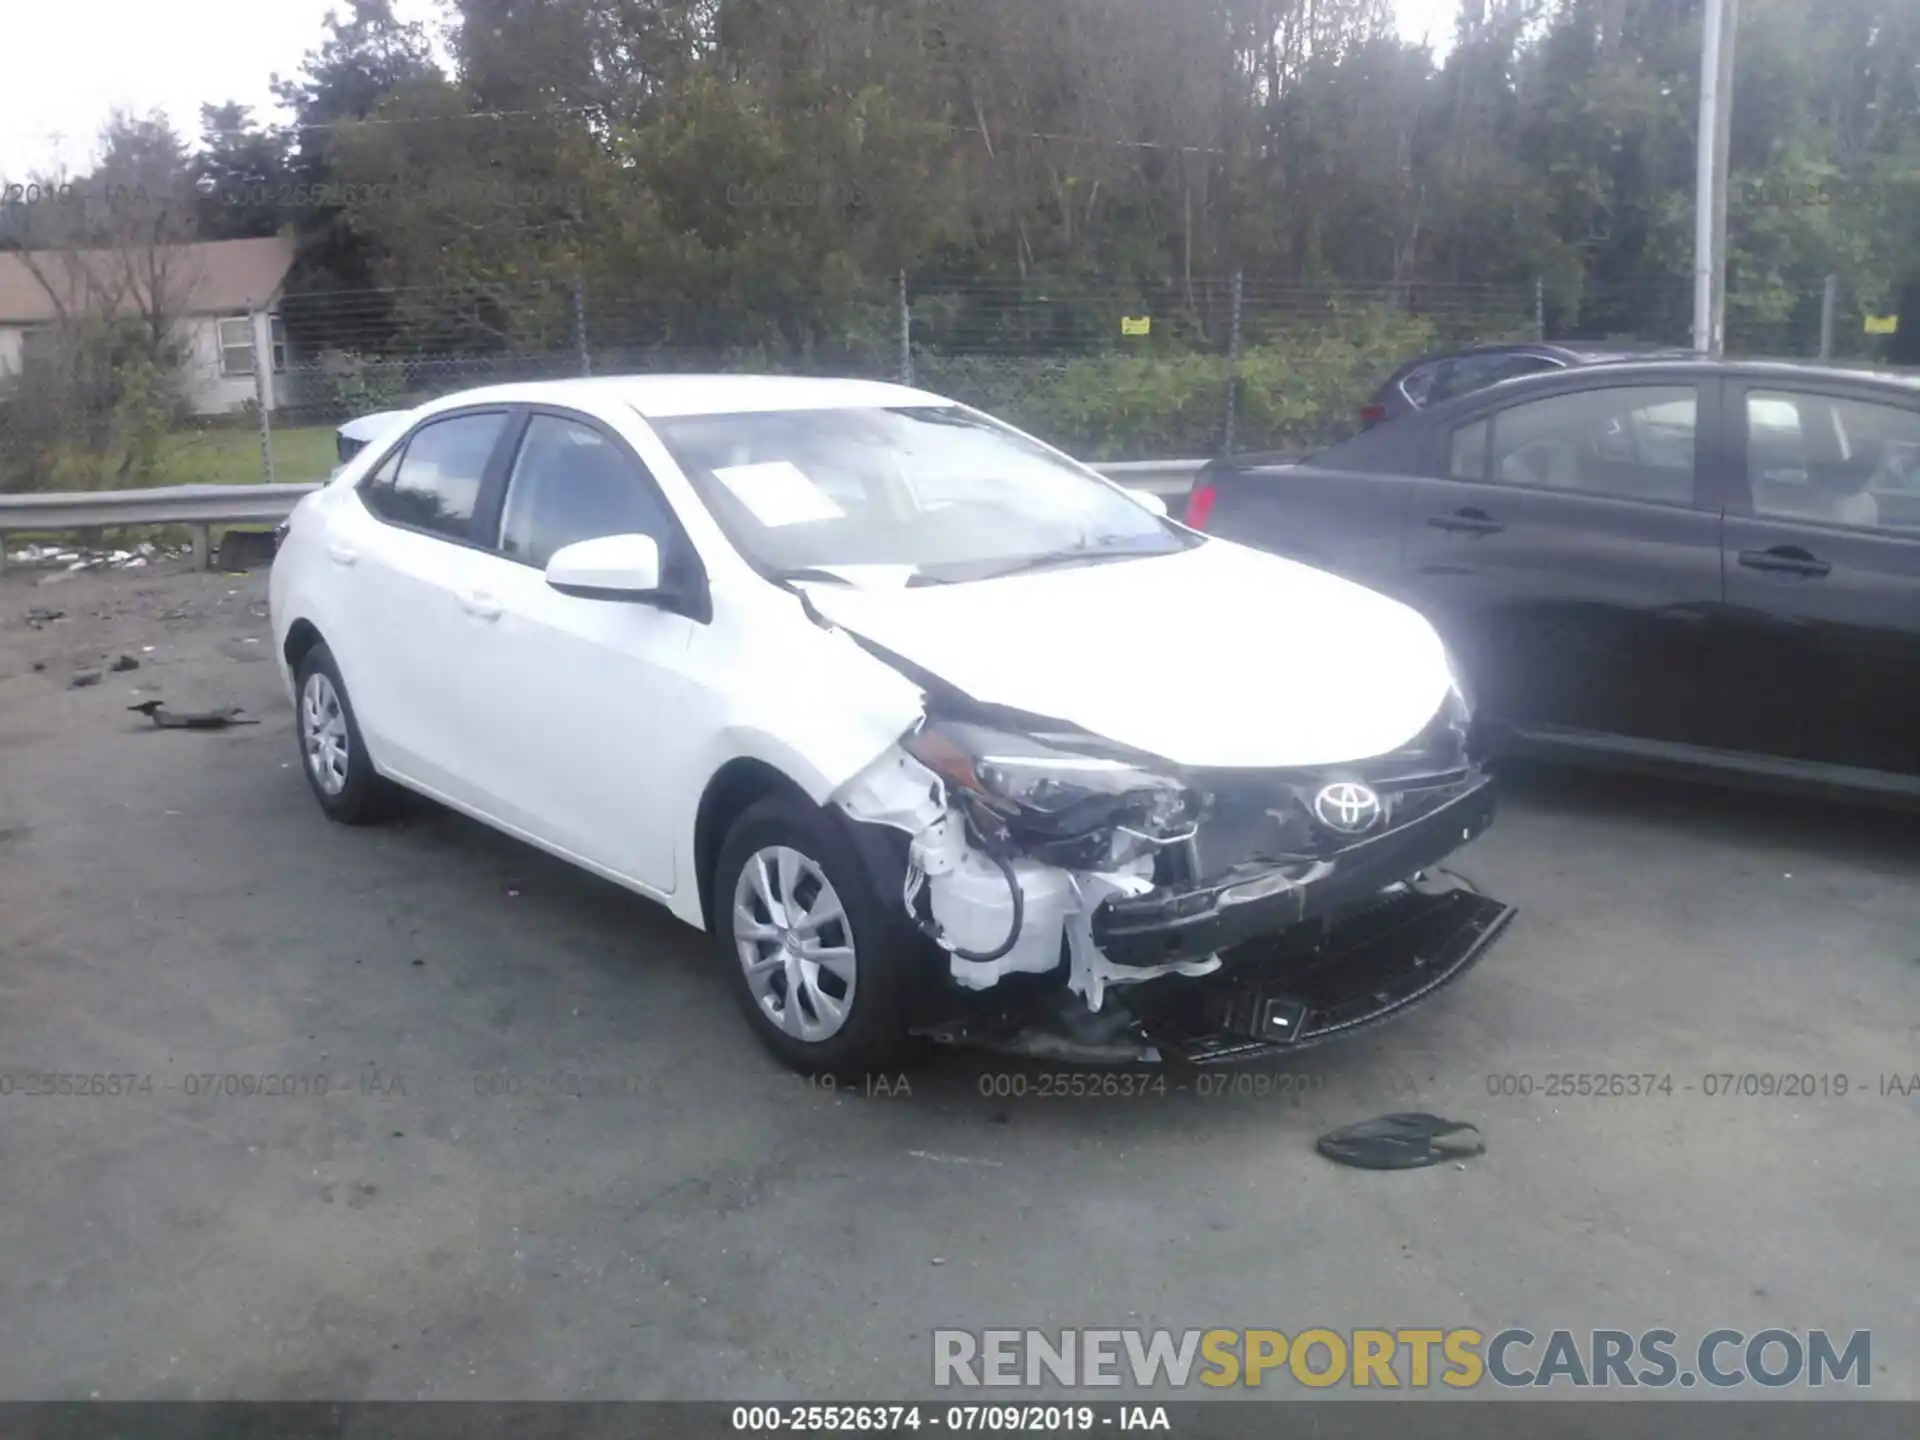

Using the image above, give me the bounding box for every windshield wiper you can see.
[969,534,1170,582]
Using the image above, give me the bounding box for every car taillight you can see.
[1358,402,1386,427]
[1184,482,1218,530]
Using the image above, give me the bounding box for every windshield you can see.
[649,405,1194,584]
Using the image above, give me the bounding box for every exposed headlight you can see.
[901,721,1196,868]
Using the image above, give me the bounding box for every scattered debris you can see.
[127,700,260,730]
[31,660,46,672]
[69,671,102,689]
[6,541,185,570]
[1315,1113,1485,1171]
[24,607,65,629]
[109,654,140,672]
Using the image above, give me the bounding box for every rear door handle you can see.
[458,590,503,621]
[327,544,359,566]
[1427,508,1504,536]
[1738,546,1830,578]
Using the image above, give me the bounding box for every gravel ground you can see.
[0,562,1915,1402]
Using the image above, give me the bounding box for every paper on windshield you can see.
[712,461,846,526]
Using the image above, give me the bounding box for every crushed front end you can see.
[832,683,1516,1064]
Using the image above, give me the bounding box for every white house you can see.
[0,236,297,415]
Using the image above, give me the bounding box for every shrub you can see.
[0,318,187,492]
[911,306,1440,459]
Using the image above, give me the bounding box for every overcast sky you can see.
[0,0,1460,180]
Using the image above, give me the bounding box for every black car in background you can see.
[1359,342,1694,429]
[1188,359,1920,800]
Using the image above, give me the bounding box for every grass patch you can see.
[148,424,337,488]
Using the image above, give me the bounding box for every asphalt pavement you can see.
[0,562,1914,1400]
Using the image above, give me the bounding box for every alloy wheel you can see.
[300,671,351,797]
[731,845,858,1042]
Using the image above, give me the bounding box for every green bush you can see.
[912,306,1440,459]
[0,319,187,492]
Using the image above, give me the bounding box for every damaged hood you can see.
[803,538,1456,769]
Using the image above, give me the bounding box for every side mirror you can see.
[545,533,663,600]
[1125,487,1170,518]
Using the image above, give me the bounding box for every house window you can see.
[218,315,287,376]
[19,326,61,367]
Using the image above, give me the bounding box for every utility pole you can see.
[896,270,913,386]
[1222,270,1244,457]
[1692,0,1740,355]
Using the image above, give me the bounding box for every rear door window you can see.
[362,412,509,542]
[1481,385,1699,504]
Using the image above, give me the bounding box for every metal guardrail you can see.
[0,482,323,573]
[1,482,328,573]
[0,463,1214,574]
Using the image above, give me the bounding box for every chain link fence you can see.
[1,269,1902,493]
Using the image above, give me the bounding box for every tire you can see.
[293,642,399,825]
[713,794,916,1078]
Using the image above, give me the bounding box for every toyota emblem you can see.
[1312,781,1383,835]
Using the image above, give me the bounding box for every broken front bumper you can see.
[1133,882,1517,1062]
[1091,773,1499,968]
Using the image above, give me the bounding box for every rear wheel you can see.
[713,795,912,1077]
[294,642,398,824]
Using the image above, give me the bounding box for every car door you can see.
[1713,381,1920,779]
[327,407,515,801]
[445,407,716,894]
[1396,378,1726,749]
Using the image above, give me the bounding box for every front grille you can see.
[1145,693,1480,887]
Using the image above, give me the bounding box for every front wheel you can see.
[294,642,399,824]
[713,795,913,1077]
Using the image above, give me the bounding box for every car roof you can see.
[1499,356,1920,388]
[1407,355,1920,419]
[408,373,955,420]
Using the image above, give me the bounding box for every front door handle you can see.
[458,590,503,621]
[1427,507,1505,536]
[1738,546,1830,578]
[327,543,359,566]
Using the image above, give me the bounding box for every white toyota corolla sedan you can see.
[271,376,1515,1074]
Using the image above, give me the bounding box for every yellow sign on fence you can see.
[1120,315,1152,336]
[1864,314,1899,335]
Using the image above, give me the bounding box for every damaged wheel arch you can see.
[694,757,820,933]
[710,790,931,1076]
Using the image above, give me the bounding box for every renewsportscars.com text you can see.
[933,1327,1871,1390]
